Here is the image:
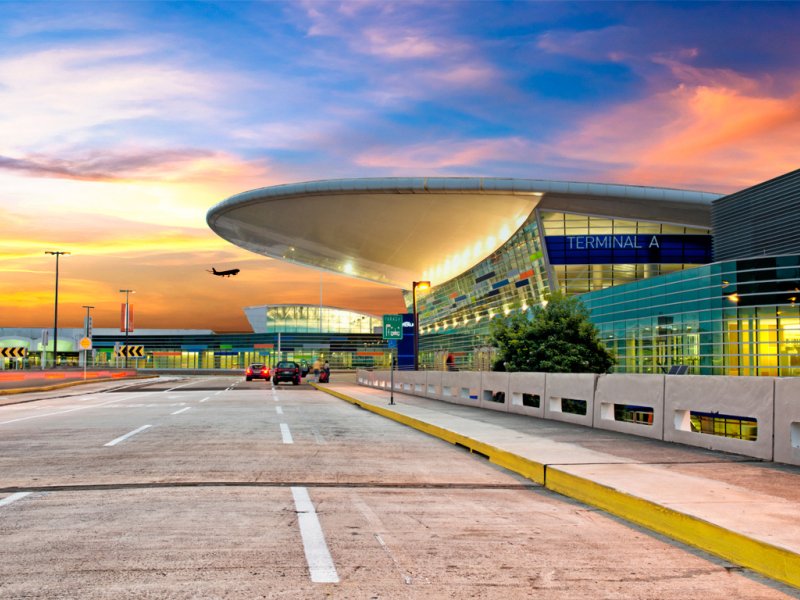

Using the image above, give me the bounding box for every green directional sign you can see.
[382,314,403,340]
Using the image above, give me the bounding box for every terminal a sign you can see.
[545,234,712,265]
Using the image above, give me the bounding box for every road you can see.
[0,375,796,599]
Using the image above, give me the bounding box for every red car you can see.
[245,363,270,381]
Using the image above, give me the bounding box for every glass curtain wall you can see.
[583,254,800,376]
[264,306,383,334]
[540,211,711,294]
[414,215,550,370]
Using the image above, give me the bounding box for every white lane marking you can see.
[280,423,293,444]
[275,406,284,415]
[0,394,146,426]
[164,380,207,392]
[376,534,413,585]
[291,487,339,584]
[200,397,210,403]
[215,391,223,395]
[171,407,191,415]
[0,492,32,508]
[104,424,152,447]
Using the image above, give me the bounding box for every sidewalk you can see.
[313,381,800,590]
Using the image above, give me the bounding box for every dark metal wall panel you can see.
[712,170,800,261]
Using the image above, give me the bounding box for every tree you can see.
[489,293,615,373]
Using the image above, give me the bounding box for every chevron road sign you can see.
[114,345,145,358]
[0,347,28,358]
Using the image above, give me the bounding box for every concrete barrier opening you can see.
[601,403,654,426]
[689,411,758,441]
[512,392,540,408]
[427,384,437,395]
[483,390,505,404]
[443,386,453,397]
[791,422,800,449]
[550,397,587,415]
[460,387,470,399]
[414,383,423,394]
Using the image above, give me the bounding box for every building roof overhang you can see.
[207,177,720,289]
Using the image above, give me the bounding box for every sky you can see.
[1,1,798,332]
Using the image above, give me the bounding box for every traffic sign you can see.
[382,315,403,340]
[0,347,27,358]
[78,337,92,351]
[115,345,145,358]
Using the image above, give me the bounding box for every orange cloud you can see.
[549,61,800,192]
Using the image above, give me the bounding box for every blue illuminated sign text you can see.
[545,234,712,265]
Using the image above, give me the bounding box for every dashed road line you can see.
[0,394,144,426]
[280,423,293,444]
[0,492,31,508]
[200,397,210,403]
[104,424,152,447]
[276,406,284,415]
[171,407,191,415]
[291,486,339,584]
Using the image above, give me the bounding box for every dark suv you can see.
[272,361,301,385]
[245,363,270,381]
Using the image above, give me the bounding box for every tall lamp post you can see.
[45,251,69,368]
[82,305,94,368]
[412,280,430,371]
[119,289,134,368]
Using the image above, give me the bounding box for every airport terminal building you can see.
[205,169,800,376]
[3,169,798,376]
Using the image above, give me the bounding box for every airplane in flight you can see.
[207,267,240,277]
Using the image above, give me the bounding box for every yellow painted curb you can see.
[546,467,800,589]
[314,383,800,590]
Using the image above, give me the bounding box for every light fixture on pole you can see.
[412,280,430,371]
[45,251,70,368]
[82,305,94,368]
[119,289,135,368]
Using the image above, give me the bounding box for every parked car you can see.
[273,361,302,385]
[245,363,270,381]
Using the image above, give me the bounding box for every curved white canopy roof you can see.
[207,178,719,289]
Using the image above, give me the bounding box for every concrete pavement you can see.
[313,380,800,590]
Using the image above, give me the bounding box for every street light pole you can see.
[412,281,430,371]
[119,289,134,368]
[45,251,69,368]
[82,305,94,369]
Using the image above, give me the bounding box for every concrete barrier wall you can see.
[356,370,796,465]
[507,372,546,418]
[664,376,774,460]
[774,378,800,466]
[425,371,442,400]
[594,374,665,440]
[402,371,427,395]
[479,372,510,413]
[544,373,597,427]
[439,371,481,407]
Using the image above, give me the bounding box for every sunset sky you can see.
[1,1,798,331]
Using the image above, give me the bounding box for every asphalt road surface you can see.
[0,375,796,599]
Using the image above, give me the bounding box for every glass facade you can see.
[414,209,709,371]
[582,254,800,376]
[246,305,384,334]
[88,331,390,371]
[540,212,710,295]
[413,214,551,370]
